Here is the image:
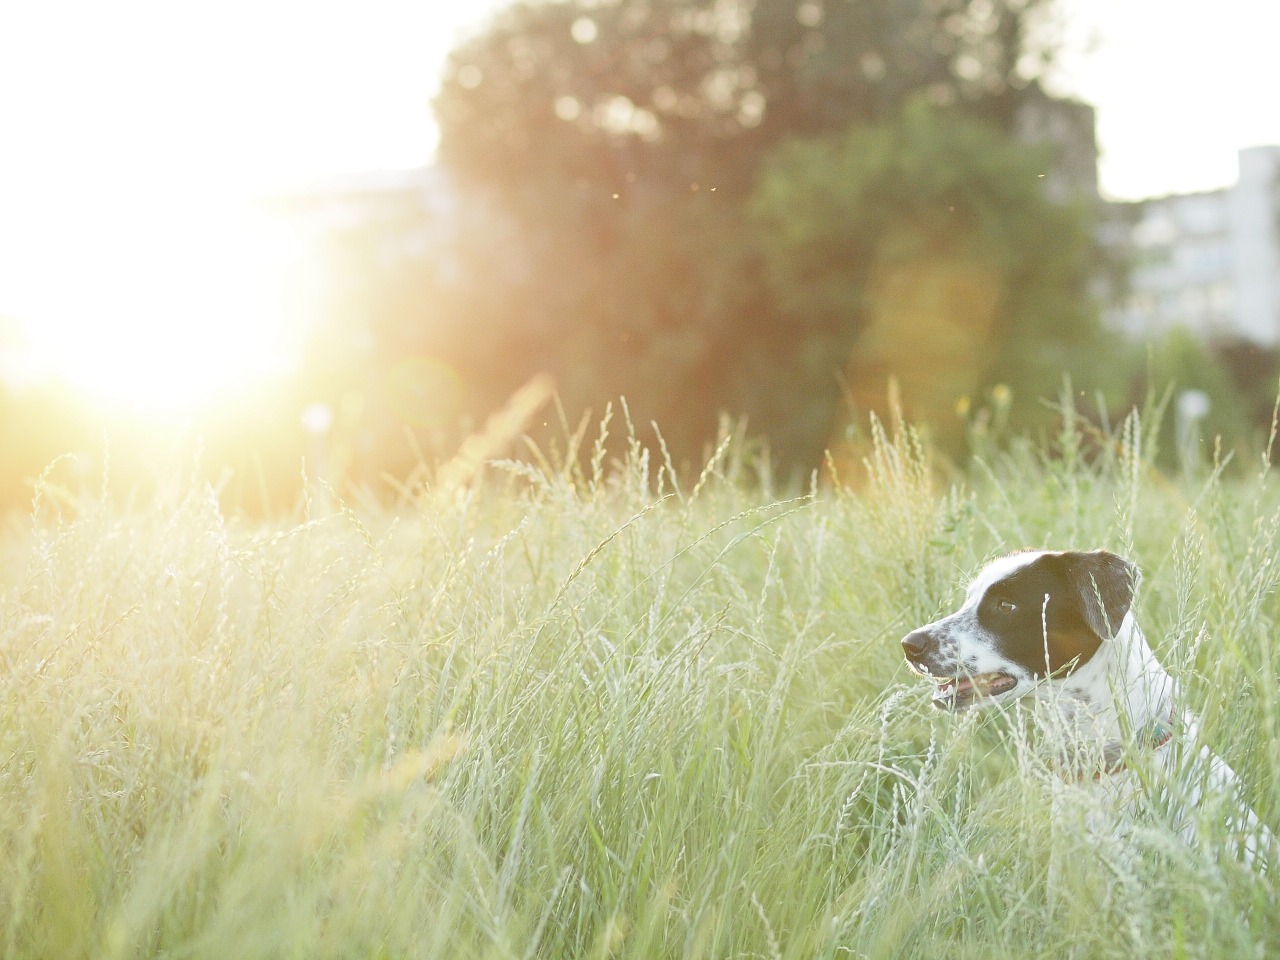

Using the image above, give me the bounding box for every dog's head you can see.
[901,550,1138,711]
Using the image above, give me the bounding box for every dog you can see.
[900,549,1274,865]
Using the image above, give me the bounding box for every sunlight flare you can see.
[16,200,299,412]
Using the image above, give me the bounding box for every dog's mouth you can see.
[931,672,1018,710]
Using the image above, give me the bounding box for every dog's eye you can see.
[997,599,1017,613]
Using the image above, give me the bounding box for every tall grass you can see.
[1,400,1278,959]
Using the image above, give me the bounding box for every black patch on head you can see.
[975,550,1137,678]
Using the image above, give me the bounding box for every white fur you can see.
[1043,611,1271,865]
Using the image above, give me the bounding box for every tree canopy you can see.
[436,0,1062,198]
[751,101,1099,435]
[409,0,1105,469]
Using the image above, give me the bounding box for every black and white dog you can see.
[901,549,1273,864]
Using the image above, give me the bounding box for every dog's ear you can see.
[1064,550,1138,640]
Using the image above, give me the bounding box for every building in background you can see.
[1014,86,1100,203]
[262,164,465,358]
[263,111,1280,352]
[266,165,459,265]
[1231,146,1280,343]
[1106,146,1280,344]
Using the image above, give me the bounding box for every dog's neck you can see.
[1033,612,1176,747]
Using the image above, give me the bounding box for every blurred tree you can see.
[749,101,1104,447]
[437,0,1060,195]
[1211,335,1280,436]
[424,0,1073,469]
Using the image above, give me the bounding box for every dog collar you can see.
[1090,711,1176,780]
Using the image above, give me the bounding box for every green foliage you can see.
[418,0,1077,471]
[1,406,1279,957]
[751,101,1108,444]
[1122,328,1280,473]
[436,0,1059,197]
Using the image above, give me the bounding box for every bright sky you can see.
[0,0,502,410]
[1051,0,1280,201]
[0,0,1277,409]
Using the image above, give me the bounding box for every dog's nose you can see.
[901,630,930,659]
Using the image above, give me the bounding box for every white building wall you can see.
[1230,146,1280,343]
[1111,190,1235,338]
[1110,146,1280,345]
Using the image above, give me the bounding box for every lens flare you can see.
[15,200,298,413]
[384,356,464,427]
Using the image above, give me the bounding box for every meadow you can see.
[1,399,1278,959]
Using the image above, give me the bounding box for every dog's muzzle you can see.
[901,628,1017,711]
[901,628,943,675]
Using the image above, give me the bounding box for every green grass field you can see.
[2,402,1278,959]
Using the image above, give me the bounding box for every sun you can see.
[0,1,489,417]
[17,199,299,414]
